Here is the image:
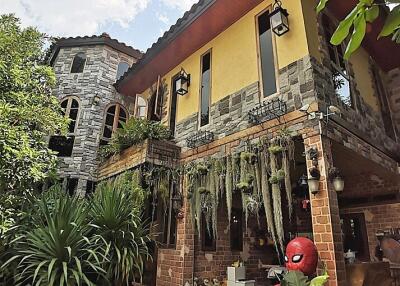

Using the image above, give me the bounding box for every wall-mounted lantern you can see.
[329,167,345,193]
[307,148,320,195]
[298,174,308,189]
[176,68,191,95]
[269,0,290,36]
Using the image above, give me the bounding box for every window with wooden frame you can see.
[199,51,211,127]
[148,76,164,121]
[100,104,128,146]
[135,95,148,119]
[257,9,278,98]
[49,96,80,157]
[322,14,353,108]
[71,52,86,73]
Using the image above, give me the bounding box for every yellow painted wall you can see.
[300,0,322,63]
[143,0,310,123]
[349,48,380,113]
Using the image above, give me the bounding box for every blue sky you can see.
[0,0,198,51]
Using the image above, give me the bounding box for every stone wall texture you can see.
[52,44,138,194]
[175,55,317,150]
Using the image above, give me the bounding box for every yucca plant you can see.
[90,182,152,286]
[2,191,105,286]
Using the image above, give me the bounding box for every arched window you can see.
[135,95,147,119]
[48,96,80,157]
[60,97,80,134]
[116,62,130,80]
[71,52,86,73]
[100,104,128,145]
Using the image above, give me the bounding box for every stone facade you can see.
[52,43,138,195]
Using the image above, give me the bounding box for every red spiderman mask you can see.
[284,237,318,276]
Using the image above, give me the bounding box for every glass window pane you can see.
[258,11,277,97]
[200,52,211,127]
[119,108,127,119]
[61,99,68,109]
[71,53,86,73]
[68,120,76,133]
[71,99,79,108]
[107,105,116,115]
[333,71,352,107]
[105,113,114,126]
[103,125,112,139]
[69,108,78,120]
[116,62,130,80]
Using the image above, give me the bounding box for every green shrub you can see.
[1,178,152,286]
[99,118,170,161]
[90,182,151,285]
[2,190,104,286]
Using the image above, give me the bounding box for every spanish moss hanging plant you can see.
[260,149,279,257]
[276,128,295,219]
[240,151,257,165]
[269,148,284,254]
[226,156,233,228]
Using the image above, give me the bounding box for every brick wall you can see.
[193,203,277,284]
[341,203,400,260]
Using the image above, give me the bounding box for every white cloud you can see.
[156,12,170,25]
[160,0,198,11]
[0,0,150,37]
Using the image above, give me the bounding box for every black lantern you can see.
[298,174,308,188]
[269,0,289,36]
[176,68,190,95]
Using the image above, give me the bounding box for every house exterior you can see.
[47,33,142,195]
[51,0,400,285]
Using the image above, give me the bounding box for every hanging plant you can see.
[196,162,209,175]
[226,156,233,228]
[260,148,280,257]
[268,145,283,155]
[269,149,284,254]
[240,151,257,165]
[276,127,295,220]
[277,169,286,181]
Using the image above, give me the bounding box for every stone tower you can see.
[47,33,142,195]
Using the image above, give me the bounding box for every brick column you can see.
[155,176,195,286]
[304,135,346,286]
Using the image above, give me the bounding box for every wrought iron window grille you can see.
[186,130,214,149]
[248,98,287,124]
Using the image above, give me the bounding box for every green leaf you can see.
[344,13,367,59]
[365,6,379,23]
[310,274,329,286]
[316,0,329,13]
[330,6,360,45]
[282,271,310,286]
[379,5,400,38]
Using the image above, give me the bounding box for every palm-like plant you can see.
[90,182,152,286]
[2,191,105,286]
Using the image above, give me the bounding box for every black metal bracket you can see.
[248,98,287,124]
[186,130,214,149]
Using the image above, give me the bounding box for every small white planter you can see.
[227,266,246,282]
